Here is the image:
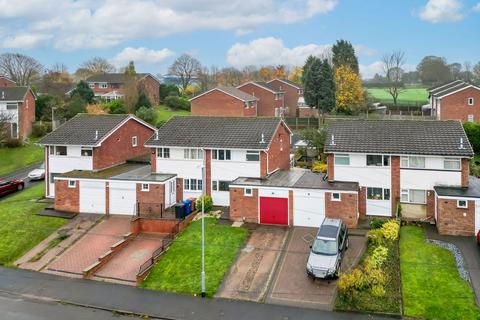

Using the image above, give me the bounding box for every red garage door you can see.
[260,197,288,225]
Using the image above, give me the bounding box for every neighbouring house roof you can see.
[428,80,464,93]
[268,78,303,90]
[324,120,474,157]
[190,87,257,102]
[145,116,290,150]
[238,81,284,94]
[434,176,480,199]
[231,168,358,191]
[0,86,31,101]
[434,82,479,99]
[86,73,159,84]
[38,113,155,146]
[0,76,16,85]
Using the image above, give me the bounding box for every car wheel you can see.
[17,184,24,191]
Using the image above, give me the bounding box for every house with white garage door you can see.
[324,119,480,236]
[38,113,156,198]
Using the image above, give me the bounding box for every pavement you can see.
[216,225,289,302]
[425,224,480,307]
[0,266,392,320]
[265,227,367,310]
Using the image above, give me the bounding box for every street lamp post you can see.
[201,149,206,298]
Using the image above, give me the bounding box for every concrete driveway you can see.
[265,227,367,310]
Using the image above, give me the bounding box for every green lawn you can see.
[142,218,248,297]
[367,87,428,105]
[0,184,66,265]
[400,226,480,320]
[0,138,44,177]
[154,105,190,126]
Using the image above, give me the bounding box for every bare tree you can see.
[0,53,43,86]
[382,51,405,106]
[0,113,14,144]
[168,54,201,91]
[80,57,115,75]
[463,61,472,82]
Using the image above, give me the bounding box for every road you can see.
[0,291,142,320]
[0,163,43,198]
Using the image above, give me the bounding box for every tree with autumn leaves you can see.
[335,65,365,113]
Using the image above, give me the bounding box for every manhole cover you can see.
[302,234,314,244]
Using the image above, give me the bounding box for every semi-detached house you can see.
[0,85,36,139]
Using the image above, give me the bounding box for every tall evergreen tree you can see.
[318,59,336,121]
[302,55,317,83]
[332,40,359,74]
[304,58,335,124]
[123,61,138,113]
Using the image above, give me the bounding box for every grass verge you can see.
[0,184,66,265]
[141,218,248,297]
[0,138,44,177]
[400,225,479,320]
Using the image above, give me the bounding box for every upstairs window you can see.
[212,149,231,161]
[468,97,474,106]
[88,83,95,88]
[157,148,170,159]
[401,156,425,169]
[366,155,390,166]
[131,136,137,147]
[55,146,67,156]
[444,158,461,170]
[99,83,108,89]
[334,154,350,165]
[184,148,203,160]
[6,103,17,110]
[81,147,92,157]
[246,150,260,161]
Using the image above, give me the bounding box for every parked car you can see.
[28,162,45,181]
[477,230,480,246]
[306,218,348,279]
[0,180,24,196]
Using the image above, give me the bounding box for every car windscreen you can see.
[311,238,337,255]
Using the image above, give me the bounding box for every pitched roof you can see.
[0,76,16,85]
[324,120,473,157]
[268,78,302,90]
[86,73,158,84]
[38,114,153,146]
[145,116,288,150]
[238,81,283,94]
[0,86,30,101]
[190,87,257,102]
[433,82,479,98]
[428,80,463,93]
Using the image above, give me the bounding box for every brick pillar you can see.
[260,151,268,178]
[461,158,469,187]
[391,156,400,216]
[176,178,183,202]
[288,190,294,226]
[150,148,157,173]
[105,182,110,215]
[426,190,435,219]
[358,187,366,217]
[327,153,334,182]
[205,149,212,196]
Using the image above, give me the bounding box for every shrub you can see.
[463,122,480,154]
[338,268,368,298]
[366,245,388,269]
[371,284,386,298]
[370,218,385,229]
[367,228,384,246]
[381,220,400,241]
[196,195,213,213]
[135,92,152,111]
[105,99,126,114]
[135,106,156,125]
[311,161,327,173]
[31,122,52,137]
[164,96,190,111]
[4,138,22,148]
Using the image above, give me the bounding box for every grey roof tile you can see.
[0,87,29,101]
[253,81,283,93]
[86,73,156,83]
[428,80,464,93]
[145,116,284,149]
[38,114,130,146]
[324,120,473,157]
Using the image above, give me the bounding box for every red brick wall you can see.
[176,177,184,202]
[0,78,16,87]
[91,82,125,95]
[191,90,252,117]
[131,213,195,234]
[266,123,291,173]
[461,158,469,187]
[150,149,157,173]
[237,83,282,116]
[93,118,154,170]
[260,151,268,178]
[391,156,400,215]
[268,79,299,117]
[327,153,334,181]
[426,190,435,219]
[439,87,480,122]
[358,187,366,217]
[325,192,358,228]
[139,75,160,105]
[298,107,318,118]
[136,183,165,214]
[54,180,79,212]
[243,101,257,116]
[18,90,35,139]
[436,198,475,236]
[229,187,258,223]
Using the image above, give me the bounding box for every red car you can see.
[0,179,24,196]
[477,230,480,246]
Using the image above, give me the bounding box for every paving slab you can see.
[216,225,288,302]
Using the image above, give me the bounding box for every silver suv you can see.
[306,218,348,279]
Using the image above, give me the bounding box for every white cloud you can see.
[419,0,465,23]
[474,2,480,11]
[0,0,338,50]
[353,44,377,56]
[2,33,52,49]
[110,47,174,68]
[227,37,376,68]
[359,61,416,80]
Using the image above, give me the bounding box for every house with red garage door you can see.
[190,87,258,117]
[38,113,156,199]
[324,119,480,236]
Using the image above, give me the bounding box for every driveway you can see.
[425,224,480,307]
[46,216,131,275]
[216,225,289,301]
[265,227,367,310]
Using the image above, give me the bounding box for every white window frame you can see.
[11,122,18,138]
[366,154,390,167]
[444,158,461,170]
[141,183,149,192]
[99,83,108,89]
[212,180,230,192]
[400,156,425,169]
[468,114,474,122]
[212,149,231,161]
[331,193,341,201]
[334,154,350,165]
[88,83,95,88]
[68,180,76,188]
[468,97,474,106]
[367,187,390,201]
[184,178,202,191]
[81,147,93,157]
[246,150,260,162]
[131,136,137,147]
[55,146,67,156]
[157,148,170,159]
[457,200,468,208]
[6,102,17,110]
[244,188,253,197]
[400,189,426,204]
[183,148,203,160]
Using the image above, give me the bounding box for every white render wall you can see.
[400,169,461,190]
[334,153,391,188]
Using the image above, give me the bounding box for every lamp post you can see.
[51,106,57,130]
[201,149,206,298]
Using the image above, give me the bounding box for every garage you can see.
[109,181,137,215]
[259,197,288,225]
[476,200,480,235]
[80,181,106,214]
[293,189,325,227]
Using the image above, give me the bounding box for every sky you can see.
[0,0,479,79]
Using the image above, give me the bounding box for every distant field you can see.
[367,87,428,105]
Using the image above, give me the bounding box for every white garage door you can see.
[80,181,106,214]
[475,200,480,235]
[293,190,325,227]
[109,181,136,215]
